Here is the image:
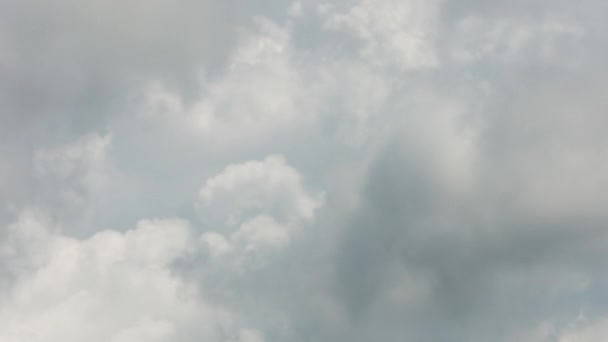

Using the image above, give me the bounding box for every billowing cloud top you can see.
[1,0,607,341]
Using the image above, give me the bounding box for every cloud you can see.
[34,133,112,203]
[558,317,608,342]
[198,155,323,276]
[450,16,586,65]
[198,155,323,225]
[325,0,439,69]
[2,0,608,340]
[0,211,262,342]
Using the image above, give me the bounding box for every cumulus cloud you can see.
[2,0,608,340]
[198,155,323,225]
[325,0,439,69]
[0,211,262,342]
[198,155,323,278]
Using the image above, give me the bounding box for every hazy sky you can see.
[1,0,608,341]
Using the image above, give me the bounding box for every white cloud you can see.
[325,0,439,70]
[141,16,392,150]
[198,155,323,274]
[199,155,323,226]
[232,215,291,250]
[0,211,261,342]
[142,18,306,142]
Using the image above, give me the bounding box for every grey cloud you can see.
[2,0,608,341]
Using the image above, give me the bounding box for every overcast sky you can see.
[1,0,607,341]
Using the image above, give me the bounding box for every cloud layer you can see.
[2,0,608,341]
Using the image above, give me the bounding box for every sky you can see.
[0,0,607,341]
